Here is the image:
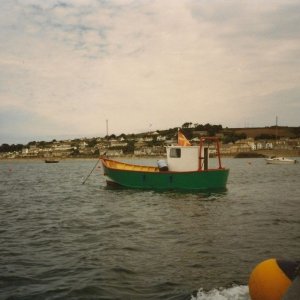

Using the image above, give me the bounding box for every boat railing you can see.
[198,137,223,171]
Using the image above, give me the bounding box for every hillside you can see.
[227,126,299,138]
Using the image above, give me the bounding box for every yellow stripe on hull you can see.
[103,159,159,173]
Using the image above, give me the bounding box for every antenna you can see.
[275,116,278,141]
[106,119,109,137]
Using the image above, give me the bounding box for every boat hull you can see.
[45,159,59,163]
[265,158,296,165]
[102,160,229,191]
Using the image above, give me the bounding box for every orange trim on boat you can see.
[101,158,159,173]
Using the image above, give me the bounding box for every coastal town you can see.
[1,125,300,159]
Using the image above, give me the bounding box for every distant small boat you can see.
[101,134,229,191]
[45,159,59,163]
[265,156,297,165]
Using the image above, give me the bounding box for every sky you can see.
[1,0,300,144]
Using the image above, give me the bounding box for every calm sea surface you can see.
[0,158,299,300]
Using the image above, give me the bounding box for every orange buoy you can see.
[249,259,299,300]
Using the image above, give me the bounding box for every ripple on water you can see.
[0,158,299,299]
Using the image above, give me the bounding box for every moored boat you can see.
[265,156,297,165]
[101,133,229,191]
[45,159,59,163]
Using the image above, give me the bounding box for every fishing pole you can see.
[82,158,101,185]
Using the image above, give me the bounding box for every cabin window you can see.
[170,148,181,158]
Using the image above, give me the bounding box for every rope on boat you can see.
[82,158,101,185]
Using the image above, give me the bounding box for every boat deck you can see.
[102,158,159,172]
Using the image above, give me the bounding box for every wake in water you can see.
[191,285,250,300]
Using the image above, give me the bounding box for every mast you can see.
[275,116,278,141]
[106,119,109,138]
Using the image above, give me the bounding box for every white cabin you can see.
[163,145,210,172]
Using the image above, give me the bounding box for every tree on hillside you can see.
[0,144,10,152]
[0,143,23,153]
[182,122,193,128]
[290,127,300,138]
[181,128,193,139]
[118,133,127,139]
[27,141,37,146]
[194,123,223,136]
[88,138,98,147]
[123,141,135,154]
[254,134,276,140]
[223,133,247,144]
[106,134,116,140]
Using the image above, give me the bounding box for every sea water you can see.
[0,158,299,299]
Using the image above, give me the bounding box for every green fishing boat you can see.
[101,135,229,191]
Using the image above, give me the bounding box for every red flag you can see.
[178,130,191,146]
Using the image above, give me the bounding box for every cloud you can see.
[0,0,299,143]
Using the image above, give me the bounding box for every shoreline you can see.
[1,149,300,162]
